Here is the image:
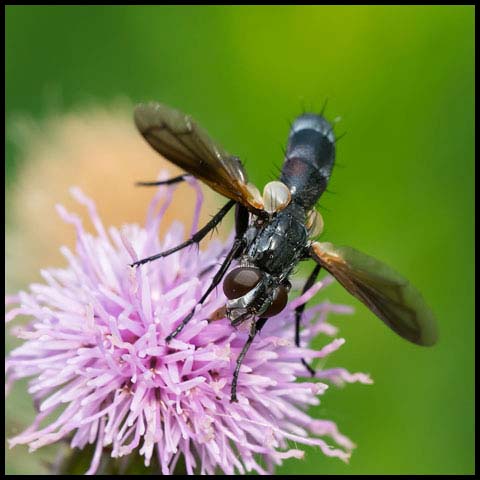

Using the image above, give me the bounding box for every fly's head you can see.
[223,266,291,325]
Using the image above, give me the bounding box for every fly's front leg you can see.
[230,317,267,402]
[295,264,321,376]
[131,200,235,267]
[165,204,250,342]
[165,237,245,342]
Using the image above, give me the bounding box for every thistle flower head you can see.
[5,177,372,475]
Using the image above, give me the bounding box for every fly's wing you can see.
[310,242,438,346]
[134,102,263,211]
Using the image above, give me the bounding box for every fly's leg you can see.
[165,237,245,342]
[131,200,236,267]
[165,204,250,342]
[295,264,322,376]
[135,174,191,187]
[231,317,267,402]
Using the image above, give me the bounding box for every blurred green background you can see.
[5,5,474,475]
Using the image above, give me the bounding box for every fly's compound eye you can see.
[263,284,289,317]
[223,267,262,299]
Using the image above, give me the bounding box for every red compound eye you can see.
[263,285,289,317]
[223,267,262,299]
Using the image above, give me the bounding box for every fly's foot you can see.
[302,358,316,377]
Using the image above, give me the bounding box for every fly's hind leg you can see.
[295,264,322,376]
[135,174,191,187]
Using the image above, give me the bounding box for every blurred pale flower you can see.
[5,179,372,474]
[5,102,220,286]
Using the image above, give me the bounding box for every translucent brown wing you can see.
[134,102,262,211]
[310,242,438,346]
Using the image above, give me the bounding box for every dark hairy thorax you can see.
[245,202,308,276]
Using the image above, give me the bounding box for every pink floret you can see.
[5,177,371,475]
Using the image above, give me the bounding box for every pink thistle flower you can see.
[5,177,372,475]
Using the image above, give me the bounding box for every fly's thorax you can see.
[244,202,308,275]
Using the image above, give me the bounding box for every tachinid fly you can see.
[132,102,438,402]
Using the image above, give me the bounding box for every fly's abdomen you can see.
[280,114,335,210]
